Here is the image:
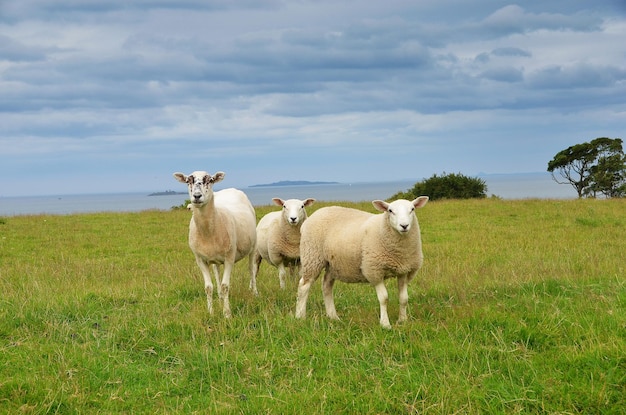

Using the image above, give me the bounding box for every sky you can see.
[1,0,625,196]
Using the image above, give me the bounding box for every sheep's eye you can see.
[388,208,394,214]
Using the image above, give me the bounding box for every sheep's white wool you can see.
[295,196,428,328]
[174,170,257,318]
[252,197,315,289]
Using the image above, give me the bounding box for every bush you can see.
[390,172,487,201]
[171,199,191,210]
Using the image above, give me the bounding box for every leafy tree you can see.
[390,172,487,201]
[547,137,625,198]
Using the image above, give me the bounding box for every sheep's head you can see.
[173,171,225,206]
[372,196,428,234]
[273,197,316,226]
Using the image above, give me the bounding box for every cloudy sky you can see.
[1,0,625,196]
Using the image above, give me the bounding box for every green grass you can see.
[1,199,625,414]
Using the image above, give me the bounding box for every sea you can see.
[0,173,577,216]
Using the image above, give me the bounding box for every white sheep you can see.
[173,170,257,318]
[252,197,316,289]
[295,196,429,329]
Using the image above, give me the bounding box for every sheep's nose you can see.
[290,217,298,223]
[193,194,202,201]
[400,224,409,231]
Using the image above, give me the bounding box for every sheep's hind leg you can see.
[220,261,234,318]
[374,281,392,329]
[322,271,339,320]
[248,251,259,296]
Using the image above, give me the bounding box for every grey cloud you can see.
[0,34,51,61]
[479,4,603,38]
[0,0,282,22]
[480,67,524,83]
[528,63,626,89]
[491,47,532,57]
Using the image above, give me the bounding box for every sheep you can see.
[252,197,316,289]
[295,196,429,329]
[173,170,257,318]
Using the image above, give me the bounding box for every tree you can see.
[390,172,487,201]
[547,137,625,198]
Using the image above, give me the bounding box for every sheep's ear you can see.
[372,200,389,212]
[211,171,225,183]
[303,198,316,207]
[173,172,187,183]
[272,198,285,207]
[412,196,429,209]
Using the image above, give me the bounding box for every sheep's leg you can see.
[196,258,215,315]
[295,277,311,319]
[397,275,409,323]
[277,262,287,289]
[322,272,339,320]
[218,261,234,319]
[248,251,259,296]
[374,281,392,329]
[289,262,299,278]
[211,264,222,299]
[296,259,324,319]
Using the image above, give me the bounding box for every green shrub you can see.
[391,172,487,201]
[171,199,191,210]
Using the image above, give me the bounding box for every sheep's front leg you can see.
[322,272,339,320]
[211,264,222,298]
[277,262,287,289]
[220,261,234,318]
[295,277,312,319]
[196,257,215,315]
[374,281,392,329]
[297,259,324,319]
[397,275,409,323]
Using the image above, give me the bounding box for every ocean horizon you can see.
[0,172,578,216]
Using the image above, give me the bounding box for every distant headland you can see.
[249,180,340,188]
[148,190,187,196]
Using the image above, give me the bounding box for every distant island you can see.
[250,180,340,188]
[148,190,187,196]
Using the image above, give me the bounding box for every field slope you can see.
[1,199,624,414]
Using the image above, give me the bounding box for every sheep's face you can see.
[173,171,225,206]
[273,198,316,226]
[373,196,429,235]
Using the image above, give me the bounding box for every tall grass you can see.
[1,199,624,413]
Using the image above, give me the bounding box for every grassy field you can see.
[1,198,624,414]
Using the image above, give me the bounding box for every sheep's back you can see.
[301,206,372,279]
[214,188,257,259]
[256,211,281,260]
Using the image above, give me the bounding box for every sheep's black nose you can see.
[290,217,297,223]
[400,224,409,230]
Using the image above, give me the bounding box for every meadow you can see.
[0,198,624,414]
